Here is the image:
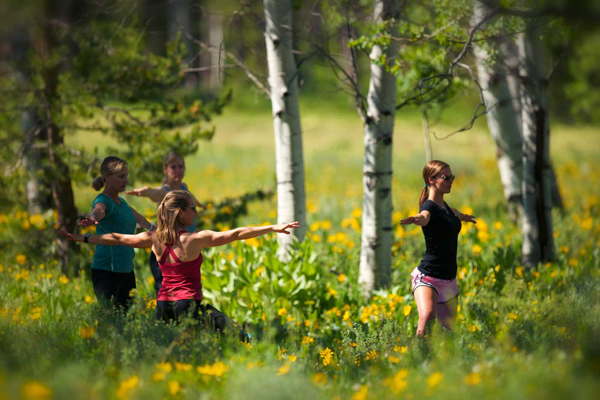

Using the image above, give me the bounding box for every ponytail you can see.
[155,190,192,245]
[92,176,105,191]
[419,185,429,207]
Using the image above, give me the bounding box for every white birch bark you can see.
[263,0,306,259]
[208,12,224,92]
[472,1,523,207]
[168,0,195,87]
[358,0,400,294]
[517,26,556,267]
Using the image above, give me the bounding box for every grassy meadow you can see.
[1,99,599,399]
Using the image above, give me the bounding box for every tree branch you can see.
[191,36,271,97]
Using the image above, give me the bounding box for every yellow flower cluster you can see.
[320,347,334,366]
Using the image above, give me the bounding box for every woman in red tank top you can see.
[61,190,299,340]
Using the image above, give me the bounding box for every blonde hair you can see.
[156,190,193,245]
[419,160,450,206]
[92,156,128,191]
[162,151,185,185]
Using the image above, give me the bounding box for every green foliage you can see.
[0,19,230,211]
[1,133,599,397]
[565,30,600,124]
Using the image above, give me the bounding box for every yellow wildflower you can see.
[59,275,69,285]
[366,349,377,361]
[508,312,518,320]
[116,375,139,399]
[427,372,443,388]
[568,259,578,267]
[337,273,347,283]
[384,369,408,394]
[30,307,42,320]
[464,372,481,386]
[197,361,228,377]
[302,336,314,345]
[16,254,27,266]
[312,373,327,386]
[276,363,291,376]
[79,326,95,339]
[320,347,334,366]
[168,380,180,395]
[403,305,412,317]
[472,244,482,256]
[352,385,368,400]
[22,381,52,400]
[278,308,288,316]
[152,372,165,382]
[174,362,192,372]
[156,362,173,373]
[288,355,297,362]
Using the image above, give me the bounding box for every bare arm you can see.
[400,210,431,227]
[59,230,154,248]
[194,222,300,248]
[79,202,106,226]
[130,207,154,230]
[125,186,167,203]
[451,208,477,223]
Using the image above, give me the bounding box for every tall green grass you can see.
[1,103,599,399]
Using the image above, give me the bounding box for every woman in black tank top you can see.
[401,160,477,337]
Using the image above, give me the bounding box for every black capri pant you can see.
[156,300,248,342]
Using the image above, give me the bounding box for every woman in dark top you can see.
[401,160,476,337]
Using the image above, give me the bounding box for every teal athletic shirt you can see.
[91,194,137,273]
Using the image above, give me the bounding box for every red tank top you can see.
[156,232,203,301]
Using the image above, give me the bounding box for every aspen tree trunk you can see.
[472,1,523,214]
[40,0,78,272]
[208,12,224,92]
[358,0,400,294]
[9,28,52,214]
[517,26,556,267]
[168,0,196,87]
[263,0,306,260]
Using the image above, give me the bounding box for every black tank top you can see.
[417,200,462,280]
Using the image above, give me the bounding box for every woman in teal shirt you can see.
[80,156,153,310]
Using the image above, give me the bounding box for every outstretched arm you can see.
[194,222,300,248]
[59,230,154,248]
[451,208,477,223]
[79,202,106,227]
[130,207,154,230]
[400,210,431,227]
[125,186,167,203]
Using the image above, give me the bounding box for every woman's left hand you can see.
[462,214,477,223]
[272,222,300,234]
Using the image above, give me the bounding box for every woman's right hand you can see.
[125,187,149,197]
[58,231,83,242]
[78,217,98,227]
[271,222,300,234]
